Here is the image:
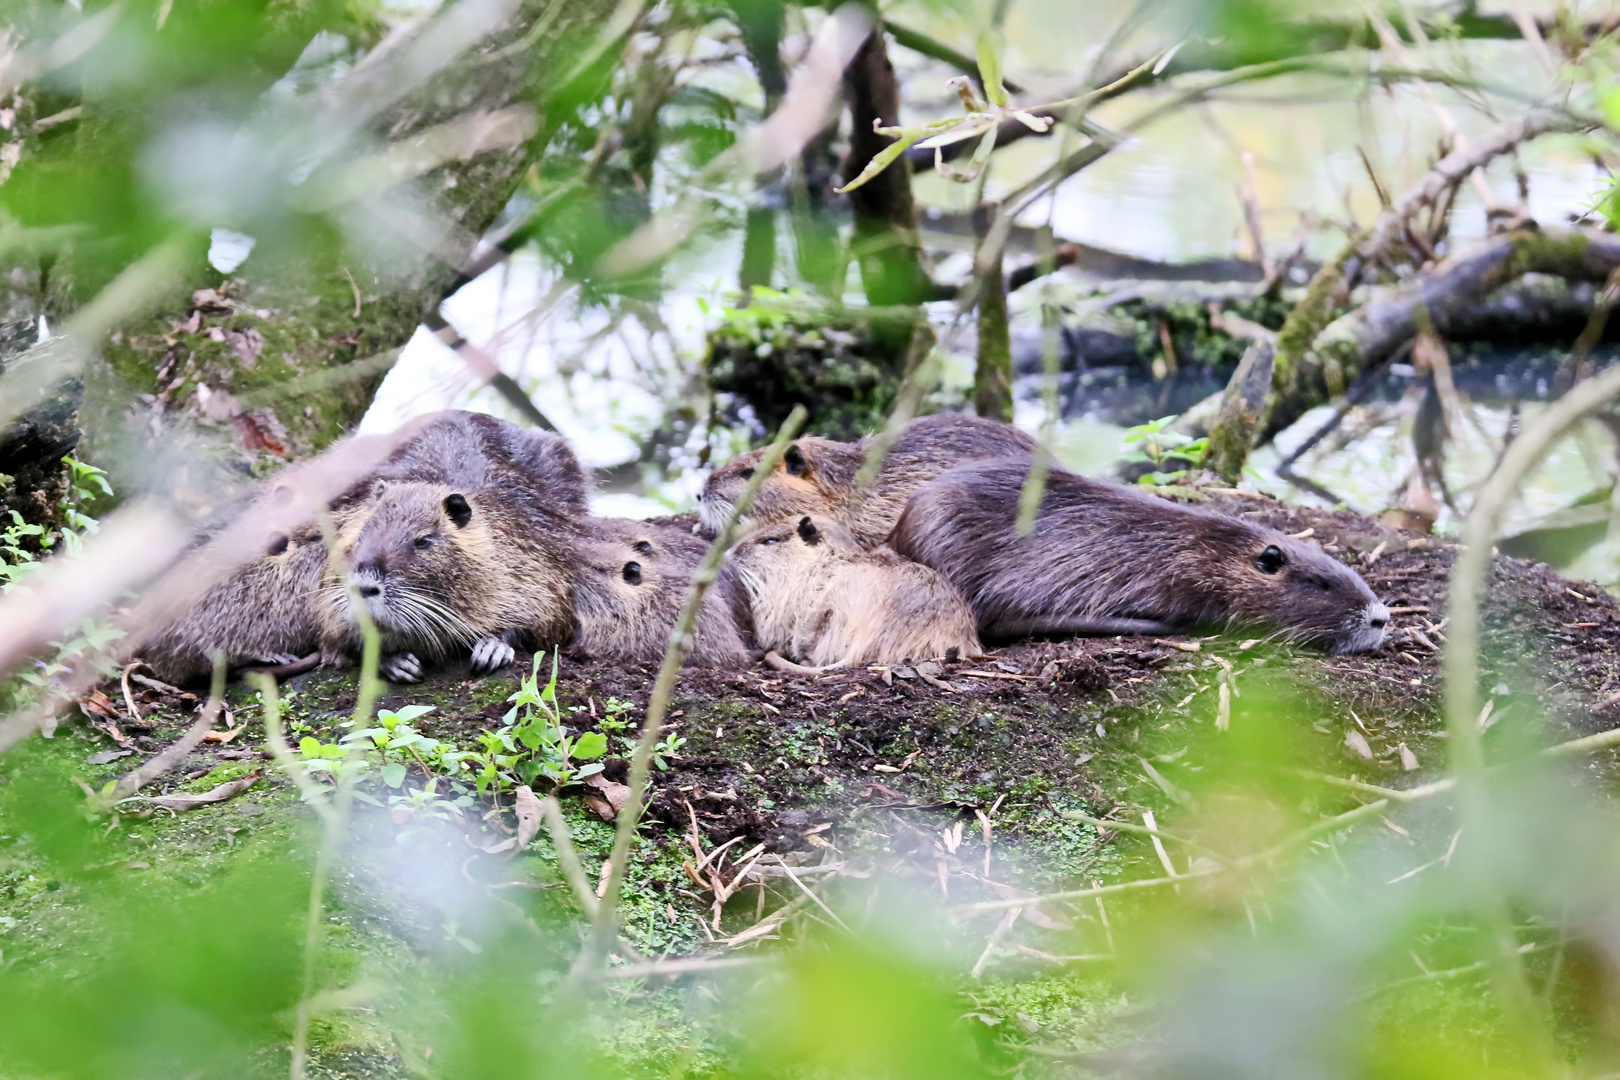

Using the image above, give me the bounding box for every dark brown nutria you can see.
[318,480,578,683]
[728,514,982,667]
[569,518,750,666]
[890,459,1390,655]
[139,527,331,684]
[699,413,1036,545]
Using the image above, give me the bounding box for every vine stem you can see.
[251,609,384,1080]
[583,406,808,971]
[1443,362,1620,1069]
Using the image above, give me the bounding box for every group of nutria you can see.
[138,409,1389,686]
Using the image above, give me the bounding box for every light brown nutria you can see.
[138,526,331,684]
[699,413,1036,545]
[728,514,982,667]
[318,480,578,683]
[569,518,750,667]
[889,458,1390,654]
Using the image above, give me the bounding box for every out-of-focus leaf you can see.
[976,32,1008,108]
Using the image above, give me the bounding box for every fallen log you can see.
[1265,228,1620,441]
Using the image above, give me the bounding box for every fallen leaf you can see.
[143,773,260,811]
[87,749,134,765]
[203,724,245,744]
[580,774,630,823]
[1398,743,1419,771]
[1345,729,1374,760]
[233,411,287,456]
[227,327,264,366]
[79,690,121,720]
[511,785,543,848]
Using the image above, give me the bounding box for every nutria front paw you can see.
[252,653,303,667]
[469,635,515,676]
[380,652,423,683]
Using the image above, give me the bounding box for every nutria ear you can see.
[622,561,642,585]
[444,493,473,527]
[1256,544,1288,574]
[797,516,820,545]
[271,484,295,506]
[783,444,808,476]
[371,479,389,498]
[266,532,290,557]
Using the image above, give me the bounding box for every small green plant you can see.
[467,652,609,797]
[1121,416,1208,485]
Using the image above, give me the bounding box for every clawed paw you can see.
[252,653,301,667]
[380,652,424,683]
[469,636,516,676]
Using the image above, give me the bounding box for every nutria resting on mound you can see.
[890,459,1389,654]
[317,480,579,683]
[728,514,982,667]
[570,517,750,667]
[138,412,587,684]
[699,413,1035,545]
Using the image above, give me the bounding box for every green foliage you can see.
[1121,415,1208,483]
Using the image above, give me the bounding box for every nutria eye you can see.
[760,537,780,546]
[739,467,755,480]
[622,561,642,585]
[266,533,289,557]
[1256,544,1287,574]
[413,535,434,550]
[633,540,652,554]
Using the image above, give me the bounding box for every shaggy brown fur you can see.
[890,458,1390,654]
[569,518,750,667]
[728,514,981,667]
[699,413,1035,546]
[138,412,588,685]
[318,481,578,683]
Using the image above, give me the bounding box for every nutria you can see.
[138,526,332,684]
[728,514,982,667]
[569,518,750,667]
[139,411,589,685]
[889,459,1390,654]
[699,413,1036,546]
[317,480,578,682]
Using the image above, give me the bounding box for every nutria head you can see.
[698,437,862,538]
[328,482,486,653]
[1201,521,1389,654]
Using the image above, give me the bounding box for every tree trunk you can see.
[22,2,621,511]
[1202,340,1276,483]
[973,206,1013,422]
[841,30,932,313]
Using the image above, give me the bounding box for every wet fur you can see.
[890,459,1389,654]
[570,518,750,667]
[700,414,1036,546]
[729,514,982,666]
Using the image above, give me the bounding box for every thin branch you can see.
[583,405,808,970]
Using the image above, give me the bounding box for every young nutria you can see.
[318,480,578,683]
[699,413,1036,546]
[890,459,1390,654]
[728,514,982,667]
[569,518,750,667]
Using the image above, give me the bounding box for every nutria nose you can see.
[357,582,382,598]
[1366,602,1390,629]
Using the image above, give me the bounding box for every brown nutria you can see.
[569,518,750,667]
[317,479,578,683]
[140,412,588,685]
[728,514,982,667]
[889,459,1390,654]
[699,413,1036,546]
[138,526,331,684]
